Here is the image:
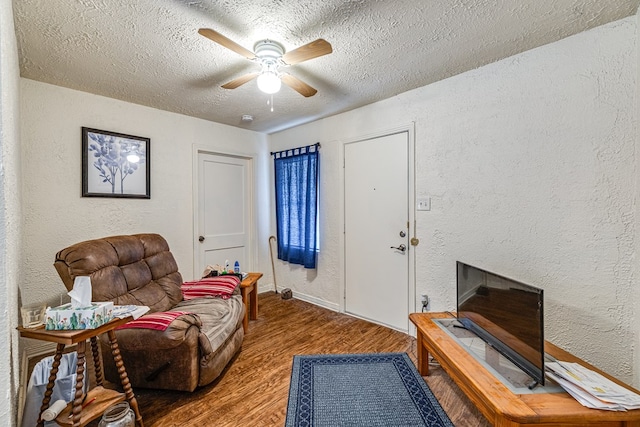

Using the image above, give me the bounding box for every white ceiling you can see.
[13,0,640,134]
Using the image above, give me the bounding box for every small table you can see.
[19,317,144,427]
[410,312,640,427]
[240,272,262,331]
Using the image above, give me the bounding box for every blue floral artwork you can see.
[82,127,150,198]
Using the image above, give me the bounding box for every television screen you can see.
[456,261,545,386]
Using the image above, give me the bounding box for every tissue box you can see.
[44,302,114,330]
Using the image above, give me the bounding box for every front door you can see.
[195,152,252,278]
[344,131,411,332]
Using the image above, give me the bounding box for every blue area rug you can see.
[285,353,454,427]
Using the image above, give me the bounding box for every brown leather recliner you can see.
[53,233,245,392]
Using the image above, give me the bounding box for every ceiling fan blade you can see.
[222,72,259,89]
[282,39,332,65]
[281,74,318,97]
[198,28,257,60]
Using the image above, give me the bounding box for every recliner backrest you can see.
[54,233,183,313]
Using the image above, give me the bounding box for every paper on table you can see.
[546,361,640,410]
[546,371,625,411]
[68,276,92,308]
[112,305,150,320]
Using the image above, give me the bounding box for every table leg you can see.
[416,332,430,376]
[241,286,251,332]
[37,343,65,427]
[107,330,144,427]
[90,336,104,387]
[69,340,86,427]
[249,284,258,321]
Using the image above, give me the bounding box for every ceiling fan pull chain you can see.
[270,94,274,112]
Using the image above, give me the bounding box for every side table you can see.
[240,272,263,332]
[19,317,144,427]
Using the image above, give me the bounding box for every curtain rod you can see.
[271,142,320,156]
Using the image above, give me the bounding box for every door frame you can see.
[192,146,258,279]
[338,123,417,334]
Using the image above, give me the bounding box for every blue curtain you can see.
[273,144,319,269]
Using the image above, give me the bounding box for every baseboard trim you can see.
[281,288,339,312]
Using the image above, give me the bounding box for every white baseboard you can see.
[282,288,340,312]
[257,283,339,312]
[258,283,277,294]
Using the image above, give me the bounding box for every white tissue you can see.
[42,399,67,421]
[68,276,92,308]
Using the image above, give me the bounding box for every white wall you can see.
[1,0,22,424]
[19,79,272,349]
[635,6,640,389]
[270,17,639,385]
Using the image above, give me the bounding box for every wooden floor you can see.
[31,292,490,426]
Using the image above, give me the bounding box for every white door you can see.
[195,152,252,278]
[344,131,410,332]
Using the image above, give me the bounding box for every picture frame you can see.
[82,127,150,198]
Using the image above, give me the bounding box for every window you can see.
[273,143,319,269]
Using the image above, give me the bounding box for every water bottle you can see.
[234,261,240,274]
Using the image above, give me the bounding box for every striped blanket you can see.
[116,311,196,331]
[181,275,240,300]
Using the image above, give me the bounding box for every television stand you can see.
[410,312,640,427]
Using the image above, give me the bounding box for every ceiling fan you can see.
[198,28,332,97]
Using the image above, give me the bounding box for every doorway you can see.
[343,128,415,332]
[194,151,253,278]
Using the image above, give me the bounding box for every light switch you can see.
[417,198,431,211]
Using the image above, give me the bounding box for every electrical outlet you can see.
[421,294,429,311]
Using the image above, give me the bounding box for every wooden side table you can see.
[240,272,263,332]
[19,317,143,427]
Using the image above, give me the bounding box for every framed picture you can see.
[82,127,150,198]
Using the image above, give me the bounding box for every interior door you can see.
[344,131,410,332]
[196,152,252,278]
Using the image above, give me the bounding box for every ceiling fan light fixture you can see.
[200,29,329,97]
[257,71,281,94]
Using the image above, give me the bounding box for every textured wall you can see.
[633,9,640,385]
[270,17,638,385]
[1,0,22,424]
[19,79,272,351]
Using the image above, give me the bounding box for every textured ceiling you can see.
[13,0,640,134]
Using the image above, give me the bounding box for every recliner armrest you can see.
[102,313,203,351]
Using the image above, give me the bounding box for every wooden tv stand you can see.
[410,312,640,427]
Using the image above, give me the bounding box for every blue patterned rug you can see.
[285,353,454,427]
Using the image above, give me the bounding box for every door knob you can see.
[199,236,205,242]
[390,244,406,252]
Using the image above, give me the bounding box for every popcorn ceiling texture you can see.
[13,0,640,134]
[270,17,639,385]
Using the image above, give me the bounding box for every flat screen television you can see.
[456,261,545,386]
